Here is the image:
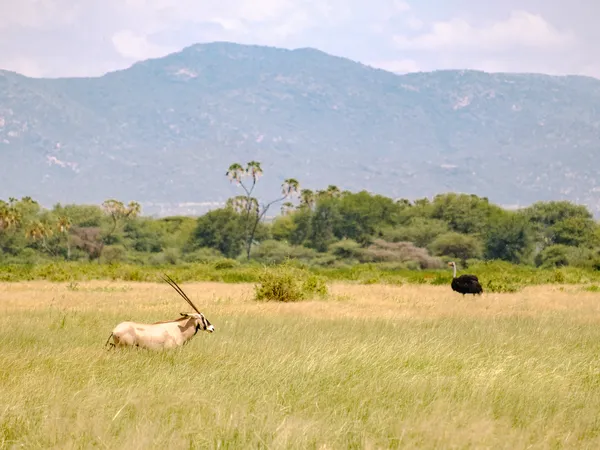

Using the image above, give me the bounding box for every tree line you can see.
[1,161,599,270]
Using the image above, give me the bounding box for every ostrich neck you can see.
[453,265,457,278]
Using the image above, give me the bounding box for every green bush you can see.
[428,232,483,262]
[328,239,363,259]
[358,239,442,269]
[250,239,318,265]
[213,258,240,270]
[254,264,328,302]
[181,248,223,263]
[380,217,449,247]
[100,245,127,264]
[148,248,180,265]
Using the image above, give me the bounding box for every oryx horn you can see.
[161,273,202,315]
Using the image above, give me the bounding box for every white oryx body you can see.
[106,274,215,351]
[107,313,214,350]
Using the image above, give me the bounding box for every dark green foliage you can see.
[329,239,363,260]
[0,189,600,286]
[485,213,534,264]
[380,217,449,248]
[535,245,571,268]
[289,208,313,246]
[52,204,104,227]
[100,245,127,264]
[333,191,400,243]
[308,198,340,251]
[551,217,598,248]
[124,219,165,252]
[430,193,502,236]
[250,240,318,265]
[524,201,599,247]
[428,232,483,262]
[181,248,224,263]
[188,207,245,258]
[270,215,297,241]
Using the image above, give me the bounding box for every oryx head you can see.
[179,312,215,333]
[162,274,216,334]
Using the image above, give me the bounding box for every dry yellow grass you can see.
[2,280,600,322]
[2,281,600,449]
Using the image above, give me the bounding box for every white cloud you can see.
[209,18,244,32]
[370,59,419,74]
[579,63,600,79]
[1,57,43,77]
[0,1,596,79]
[405,16,423,31]
[0,2,80,30]
[394,10,575,52]
[394,1,410,13]
[112,30,176,60]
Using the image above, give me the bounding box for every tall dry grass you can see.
[2,281,600,448]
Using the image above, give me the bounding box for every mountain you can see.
[1,41,600,216]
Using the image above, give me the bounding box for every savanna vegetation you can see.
[3,281,600,448]
[1,161,600,293]
[4,161,600,448]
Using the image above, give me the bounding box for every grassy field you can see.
[2,281,600,449]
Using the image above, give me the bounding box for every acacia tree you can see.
[226,161,299,259]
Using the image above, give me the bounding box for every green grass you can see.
[0,260,599,291]
[2,281,600,448]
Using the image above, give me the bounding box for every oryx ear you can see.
[180,312,189,317]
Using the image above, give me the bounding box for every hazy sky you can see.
[0,0,597,78]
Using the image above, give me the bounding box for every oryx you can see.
[105,274,215,350]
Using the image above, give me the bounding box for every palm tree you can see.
[281,202,295,215]
[324,185,341,198]
[57,215,72,259]
[242,177,301,258]
[226,161,301,259]
[0,202,21,231]
[25,221,54,255]
[299,189,316,209]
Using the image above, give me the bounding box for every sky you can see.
[0,0,597,79]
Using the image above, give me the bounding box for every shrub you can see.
[213,258,239,270]
[182,248,223,263]
[380,218,449,247]
[358,239,442,269]
[100,245,127,264]
[535,244,598,269]
[254,264,328,302]
[428,232,483,262]
[535,244,570,268]
[328,239,363,259]
[250,240,317,265]
[148,248,180,265]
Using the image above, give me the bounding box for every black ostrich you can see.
[448,261,483,295]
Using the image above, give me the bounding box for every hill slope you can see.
[1,42,600,216]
